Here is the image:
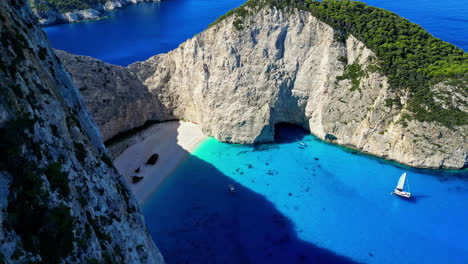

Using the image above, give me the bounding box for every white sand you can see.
[111,121,207,204]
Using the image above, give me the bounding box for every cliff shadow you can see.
[138,124,361,264]
[273,123,308,143]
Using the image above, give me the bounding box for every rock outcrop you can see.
[56,50,174,141]
[58,6,467,169]
[0,1,164,263]
[32,0,160,26]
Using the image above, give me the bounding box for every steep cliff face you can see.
[129,7,467,169]
[58,6,467,169]
[56,50,174,141]
[0,1,164,263]
[31,0,160,26]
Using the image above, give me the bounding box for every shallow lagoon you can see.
[143,125,468,264]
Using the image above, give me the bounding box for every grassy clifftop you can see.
[31,0,107,13]
[211,0,468,128]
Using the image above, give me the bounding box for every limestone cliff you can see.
[0,1,164,263]
[58,5,467,169]
[31,0,160,26]
[55,50,174,141]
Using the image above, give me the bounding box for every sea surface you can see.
[44,0,246,66]
[143,124,468,264]
[44,0,468,67]
[43,0,468,263]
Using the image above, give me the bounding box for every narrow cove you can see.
[142,124,468,263]
[42,1,468,263]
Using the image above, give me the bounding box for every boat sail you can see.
[392,172,411,198]
[396,172,407,191]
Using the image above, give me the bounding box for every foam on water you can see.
[144,124,468,264]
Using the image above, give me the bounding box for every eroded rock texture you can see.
[0,1,164,263]
[59,7,467,169]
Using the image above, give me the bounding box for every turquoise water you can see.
[44,0,467,67]
[144,125,468,263]
[42,0,468,262]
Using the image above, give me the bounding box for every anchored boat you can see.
[392,172,411,198]
[228,184,236,193]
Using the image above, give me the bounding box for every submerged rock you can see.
[325,134,338,141]
[132,176,144,184]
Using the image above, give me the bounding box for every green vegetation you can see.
[1,28,30,77]
[50,124,59,137]
[11,249,24,260]
[302,0,467,127]
[1,18,79,264]
[31,0,107,13]
[211,0,467,128]
[385,98,402,109]
[101,154,113,167]
[74,142,87,163]
[0,118,76,264]
[209,0,302,30]
[87,258,100,264]
[336,62,366,91]
[45,162,71,197]
[38,47,48,60]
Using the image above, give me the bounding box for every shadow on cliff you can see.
[273,123,308,143]
[141,124,360,264]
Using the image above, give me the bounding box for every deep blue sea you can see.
[44,0,246,66]
[44,0,468,67]
[43,0,468,263]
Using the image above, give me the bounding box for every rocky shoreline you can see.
[34,0,161,26]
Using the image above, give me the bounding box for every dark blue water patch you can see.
[143,153,360,264]
[144,131,468,263]
[45,0,468,66]
[44,0,246,66]
[44,0,467,68]
[360,0,467,51]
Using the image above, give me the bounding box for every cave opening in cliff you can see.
[274,123,308,143]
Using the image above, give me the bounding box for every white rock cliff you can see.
[0,1,164,263]
[32,0,161,26]
[59,7,467,169]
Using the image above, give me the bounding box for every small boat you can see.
[298,142,307,146]
[228,184,236,193]
[392,172,411,198]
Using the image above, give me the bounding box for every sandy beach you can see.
[110,121,207,204]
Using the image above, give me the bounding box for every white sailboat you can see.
[392,172,411,198]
